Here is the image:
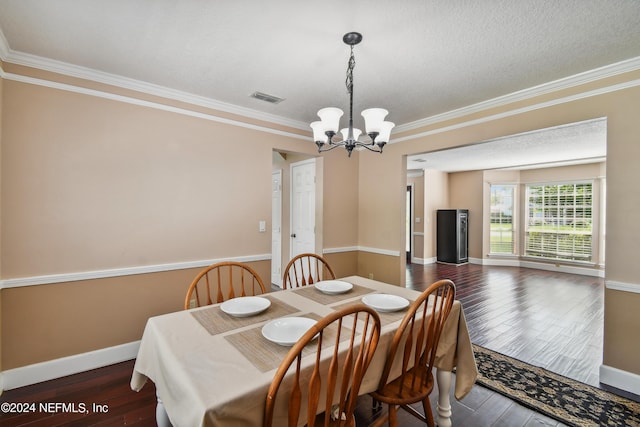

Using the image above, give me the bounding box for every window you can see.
[525,182,593,262]
[490,185,515,254]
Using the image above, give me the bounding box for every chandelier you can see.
[310,32,394,157]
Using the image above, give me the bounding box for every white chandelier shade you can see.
[340,127,362,141]
[360,108,388,134]
[377,120,395,144]
[316,107,343,133]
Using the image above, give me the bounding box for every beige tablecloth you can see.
[130,275,477,427]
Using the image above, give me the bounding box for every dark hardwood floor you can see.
[1,263,636,426]
[406,263,605,388]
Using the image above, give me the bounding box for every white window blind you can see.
[525,182,593,262]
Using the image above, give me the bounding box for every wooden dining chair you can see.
[369,279,456,427]
[283,253,336,289]
[184,261,266,309]
[264,304,381,427]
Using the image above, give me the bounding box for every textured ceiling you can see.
[407,118,607,172]
[0,1,638,169]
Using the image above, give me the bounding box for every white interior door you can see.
[271,170,283,287]
[290,159,316,259]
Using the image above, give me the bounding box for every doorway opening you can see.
[271,151,319,288]
[404,118,607,389]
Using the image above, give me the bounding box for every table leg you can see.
[156,395,172,427]
[436,369,452,427]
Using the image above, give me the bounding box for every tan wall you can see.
[519,162,604,183]
[321,149,359,249]
[357,77,640,376]
[0,70,360,369]
[357,147,406,283]
[423,170,449,260]
[2,81,276,276]
[604,289,640,373]
[449,171,484,260]
[356,252,401,286]
[324,251,358,279]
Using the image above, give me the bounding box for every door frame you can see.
[271,169,283,287]
[406,184,413,263]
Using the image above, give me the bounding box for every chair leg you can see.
[369,407,388,427]
[422,397,435,427]
[388,404,398,427]
[372,396,382,412]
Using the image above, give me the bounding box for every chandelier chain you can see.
[345,44,355,95]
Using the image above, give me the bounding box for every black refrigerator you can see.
[436,209,469,264]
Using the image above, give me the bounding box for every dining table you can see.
[130,275,478,427]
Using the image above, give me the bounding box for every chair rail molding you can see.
[0,254,272,289]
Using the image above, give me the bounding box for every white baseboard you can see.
[1,341,140,392]
[481,257,604,277]
[599,364,640,396]
[606,280,640,294]
[410,257,436,265]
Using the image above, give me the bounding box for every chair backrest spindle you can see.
[283,253,336,289]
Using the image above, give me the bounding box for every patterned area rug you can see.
[472,344,640,427]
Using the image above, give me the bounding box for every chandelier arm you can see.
[355,142,383,153]
[317,142,346,153]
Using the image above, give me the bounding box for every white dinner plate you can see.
[315,280,353,295]
[220,296,271,317]
[361,294,410,312]
[261,317,317,346]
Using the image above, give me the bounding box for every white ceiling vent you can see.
[250,91,285,104]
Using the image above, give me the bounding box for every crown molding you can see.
[2,48,309,131]
[392,78,640,144]
[0,27,9,59]
[394,56,640,135]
